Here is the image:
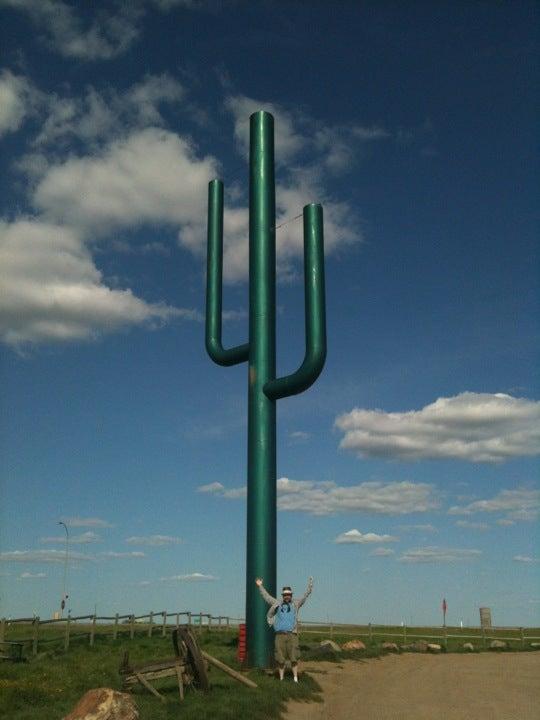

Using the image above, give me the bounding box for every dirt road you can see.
[285,653,540,720]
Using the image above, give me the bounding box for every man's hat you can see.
[282,586,293,594]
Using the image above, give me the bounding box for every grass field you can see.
[1,623,538,720]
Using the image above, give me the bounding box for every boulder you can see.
[462,642,475,652]
[400,644,413,652]
[490,640,507,650]
[382,642,399,652]
[410,640,429,653]
[319,639,341,653]
[427,643,442,653]
[342,640,366,651]
[530,642,540,649]
[63,689,139,720]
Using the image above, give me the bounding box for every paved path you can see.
[285,653,540,720]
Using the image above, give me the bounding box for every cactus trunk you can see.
[246,112,277,667]
[206,110,326,668]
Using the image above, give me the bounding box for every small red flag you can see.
[442,598,447,613]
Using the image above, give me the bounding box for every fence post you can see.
[226,616,230,630]
[520,627,525,648]
[32,617,40,656]
[90,615,96,646]
[403,624,407,645]
[162,612,167,638]
[330,620,334,639]
[443,625,448,650]
[368,622,372,643]
[482,626,486,649]
[0,618,5,644]
[208,615,212,632]
[130,614,135,640]
[187,611,192,626]
[176,613,180,629]
[148,611,154,638]
[64,614,71,651]
[113,613,119,641]
[218,616,222,631]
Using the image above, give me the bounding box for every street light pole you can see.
[58,521,69,618]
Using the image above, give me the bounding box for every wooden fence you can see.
[298,620,540,650]
[0,611,243,657]
[1,612,539,658]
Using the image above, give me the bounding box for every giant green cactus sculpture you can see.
[205,111,326,668]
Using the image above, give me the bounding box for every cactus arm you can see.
[264,203,326,400]
[205,179,249,366]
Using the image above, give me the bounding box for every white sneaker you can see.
[293,677,298,683]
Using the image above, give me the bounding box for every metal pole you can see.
[58,521,69,618]
[246,110,277,669]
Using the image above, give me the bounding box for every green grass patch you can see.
[0,630,322,720]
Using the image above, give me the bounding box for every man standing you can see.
[255,576,313,681]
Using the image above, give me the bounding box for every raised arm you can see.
[255,577,278,606]
[295,576,313,608]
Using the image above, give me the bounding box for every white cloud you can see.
[352,126,390,141]
[19,572,47,578]
[334,529,398,544]
[335,393,540,462]
[33,74,185,146]
[40,531,102,544]
[2,0,142,60]
[0,69,39,137]
[289,431,311,443]
[496,518,515,527]
[398,523,437,533]
[197,482,225,493]
[513,556,539,563]
[315,125,390,173]
[448,488,539,522]
[33,128,217,233]
[99,551,146,559]
[0,549,94,563]
[370,547,395,557]
[276,477,438,515]
[199,477,439,516]
[398,547,482,563]
[455,520,489,530]
[160,572,217,581]
[60,516,114,528]
[125,535,183,546]
[0,219,194,346]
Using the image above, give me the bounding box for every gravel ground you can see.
[285,652,540,720]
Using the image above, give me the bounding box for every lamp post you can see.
[58,521,69,617]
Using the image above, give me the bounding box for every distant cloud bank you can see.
[335,392,540,463]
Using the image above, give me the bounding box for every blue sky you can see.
[0,0,538,627]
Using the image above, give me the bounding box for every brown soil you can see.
[285,653,540,720]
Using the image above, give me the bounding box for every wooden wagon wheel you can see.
[174,627,210,692]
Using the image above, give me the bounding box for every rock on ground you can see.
[462,643,475,652]
[410,640,429,653]
[490,640,507,650]
[62,688,139,720]
[382,642,399,652]
[320,640,342,653]
[427,643,442,653]
[342,640,366,651]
